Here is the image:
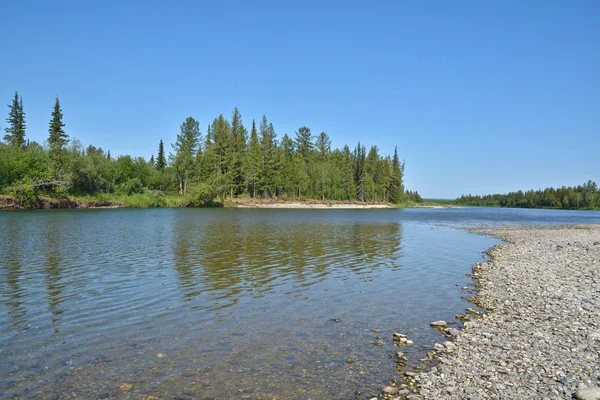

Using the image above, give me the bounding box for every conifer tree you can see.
[389,146,404,203]
[4,91,26,147]
[354,142,366,201]
[173,117,200,194]
[149,154,155,166]
[259,116,278,197]
[342,145,356,200]
[156,140,166,170]
[245,120,263,198]
[230,107,247,195]
[48,97,68,151]
[294,126,313,163]
[315,132,331,160]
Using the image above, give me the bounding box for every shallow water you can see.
[1,208,599,399]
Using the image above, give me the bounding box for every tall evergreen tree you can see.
[354,142,366,201]
[389,146,404,204]
[245,120,263,198]
[259,116,279,197]
[4,91,26,147]
[230,107,247,195]
[156,139,166,170]
[315,132,331,160]
[172,117,200,194]
[48,97,68,151]
[294,126,313,163]
[341,145,356,201]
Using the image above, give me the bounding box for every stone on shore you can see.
[574,387,600,400]
[429,321,447,328]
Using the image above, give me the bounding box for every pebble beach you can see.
[409,224,600,399]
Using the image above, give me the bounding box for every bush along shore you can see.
[385,224,600,400]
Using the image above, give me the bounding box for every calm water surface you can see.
[1,208,599,399]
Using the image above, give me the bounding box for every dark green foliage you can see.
[259,116,278,197]
[315,132,331,160]
[230,107,247,195]
[4,92,26,147]
[388,147,404,204]
[456,181,599,210]
[172,117,200,194]
[245,120,263,198]
[156,140,166,170]
[1,92,408,206]
[294,126,313,163]
[48,97,68,151]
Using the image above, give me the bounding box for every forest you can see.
[456,181,599,210]
[1,92,419,208]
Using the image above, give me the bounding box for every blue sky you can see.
[1,1,598,198]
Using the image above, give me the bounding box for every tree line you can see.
[456,181,599,210]
[1,91,419,206]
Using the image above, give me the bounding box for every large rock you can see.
[574,387,600,400]
[430,320,447,328]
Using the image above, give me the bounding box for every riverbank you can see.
[233,198,392,209]
[0,194,126,210]
[409,224,600,399]
[0,193,395,210]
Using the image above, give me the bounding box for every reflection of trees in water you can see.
[0,218,27,328]
[171,217,403,309]
[43,218,65,333]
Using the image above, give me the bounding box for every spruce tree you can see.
[48,97,68,151]
[149,154,155,166]
[294,126,313,163]
[245,120,263,198]
[156,139,166,170]
[4,91,26,147]
[354,142,366,201]
[230,108,247,195]
[389,146,404,204]
[342,145,356,200]
[259,116,278,197]
[173,117,200,194]
[315,132,331,159]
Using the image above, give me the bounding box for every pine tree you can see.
[173,117,200,194]
[389,146,404,204]
[4,91,26,147]
[315,132,331,160]
[107,150,111,160]
[230,107,247,195]
[156,139,166,170]
[259,116,278,197]
[341,145,356,200]
[149,154,155,166]
[245,120,263,198]
[211,114,232,196]
[48,97,68,151]
[294,126,313,163]
[354,142,366,201]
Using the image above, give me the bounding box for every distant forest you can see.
[456,181,599,210]
[1,92,421,207]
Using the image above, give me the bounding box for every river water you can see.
[1,207,599,399]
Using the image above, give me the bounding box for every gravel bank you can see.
[412,224,600,400]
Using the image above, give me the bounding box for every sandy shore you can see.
[404,224,600,399]
[234,200,392,209]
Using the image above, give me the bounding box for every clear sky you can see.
[1,1,598,198]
